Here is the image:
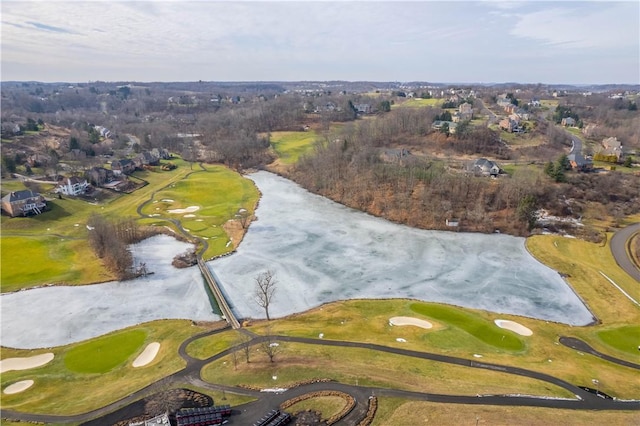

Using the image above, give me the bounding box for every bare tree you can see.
[254,270,277,321]
[239,332,253,364]
[237,209,252,229]
[260,327,281,363]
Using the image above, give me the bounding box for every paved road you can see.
[559,337,640,370]
[6,164,640,424]
[4,331,639,425]
[610,222,640,283]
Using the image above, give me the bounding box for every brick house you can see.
[1,190,47,217]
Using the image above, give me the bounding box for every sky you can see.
[1,1,639,84]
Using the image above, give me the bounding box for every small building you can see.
[445,218,460,228]
[470,158,501,177]
[55,176,90,196]
[1,190,47,217]
[568,153,593,171]
[561,117,576,127]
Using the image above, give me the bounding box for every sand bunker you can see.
[4,380,34,394]
[0,353,54,373]
[167,206,199,214]
[132,342,160,367]
[184,214,196,218]
[389,316,433,329]
[494,319,533,336]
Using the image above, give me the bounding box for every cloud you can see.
[25,21,77,34]
[510,3,639,50]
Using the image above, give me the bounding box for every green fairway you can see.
[64,329,147,373]
[410,302,525,351]
[1,161,259,288]
[141,164,260,259]
[596,325,640,355]
[1,320,208,415]
[0,236,111,291]
[269,130,321,164]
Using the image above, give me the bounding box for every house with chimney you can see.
[1,190,47,217]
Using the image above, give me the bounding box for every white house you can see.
[55,177,90,196]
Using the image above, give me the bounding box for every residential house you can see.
[470,158,501,177]
[354,103,372,114]
[55,176,90,196]
[85,166,116,187]
[150,147,171,160]
[458,103,473,120]
[431,120,457,133]
[499,118,519,133]
[111,158,136,175]
[133,151,159,169]
[561,117,576,127]
[1,190,47,217]
[567,153,593,171]
[601,137,623,161]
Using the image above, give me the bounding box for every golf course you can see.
[1,153,639,425]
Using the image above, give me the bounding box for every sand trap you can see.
[0,353,54,373]
[389,316,433,329]
[132,342,160,367]
[167,206,199,214]
[184,214,196,218]
[494,319,533,336]
[4,380,34,394]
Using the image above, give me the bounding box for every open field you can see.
[139,164,260,259]
[64,329,147,373]
[200,342,576,399]
[373,398,640,426]
[1,161,259,289]
[393,98,442,108]
[243,298,639,399]
[0,236,111,292]
[269,130,321,164]
[0,320,209,415]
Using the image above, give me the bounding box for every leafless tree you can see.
[239,333,253,364]
[254,270,277,321]
[260,327,281,363]
[237,209,252,229]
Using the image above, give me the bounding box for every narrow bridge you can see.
[197,259,241,329]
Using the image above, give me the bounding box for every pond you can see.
[1,235,220,349]
[208,171,594,326]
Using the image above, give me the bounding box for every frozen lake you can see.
[1,235,220,349]
[208,171,595,326]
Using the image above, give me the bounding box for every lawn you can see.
[0,320,210,415]
[1,162,259,287]
[269,130,321,164]
[1,236,111,292]
[140,164,260,259]
[372,398,640,426]
[245,296,640,399]
[409,302,525,351]
[392,98,442,109]
[64,329,147,373]
[200,342,575,399]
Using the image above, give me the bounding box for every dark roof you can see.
[2,190,41,202]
